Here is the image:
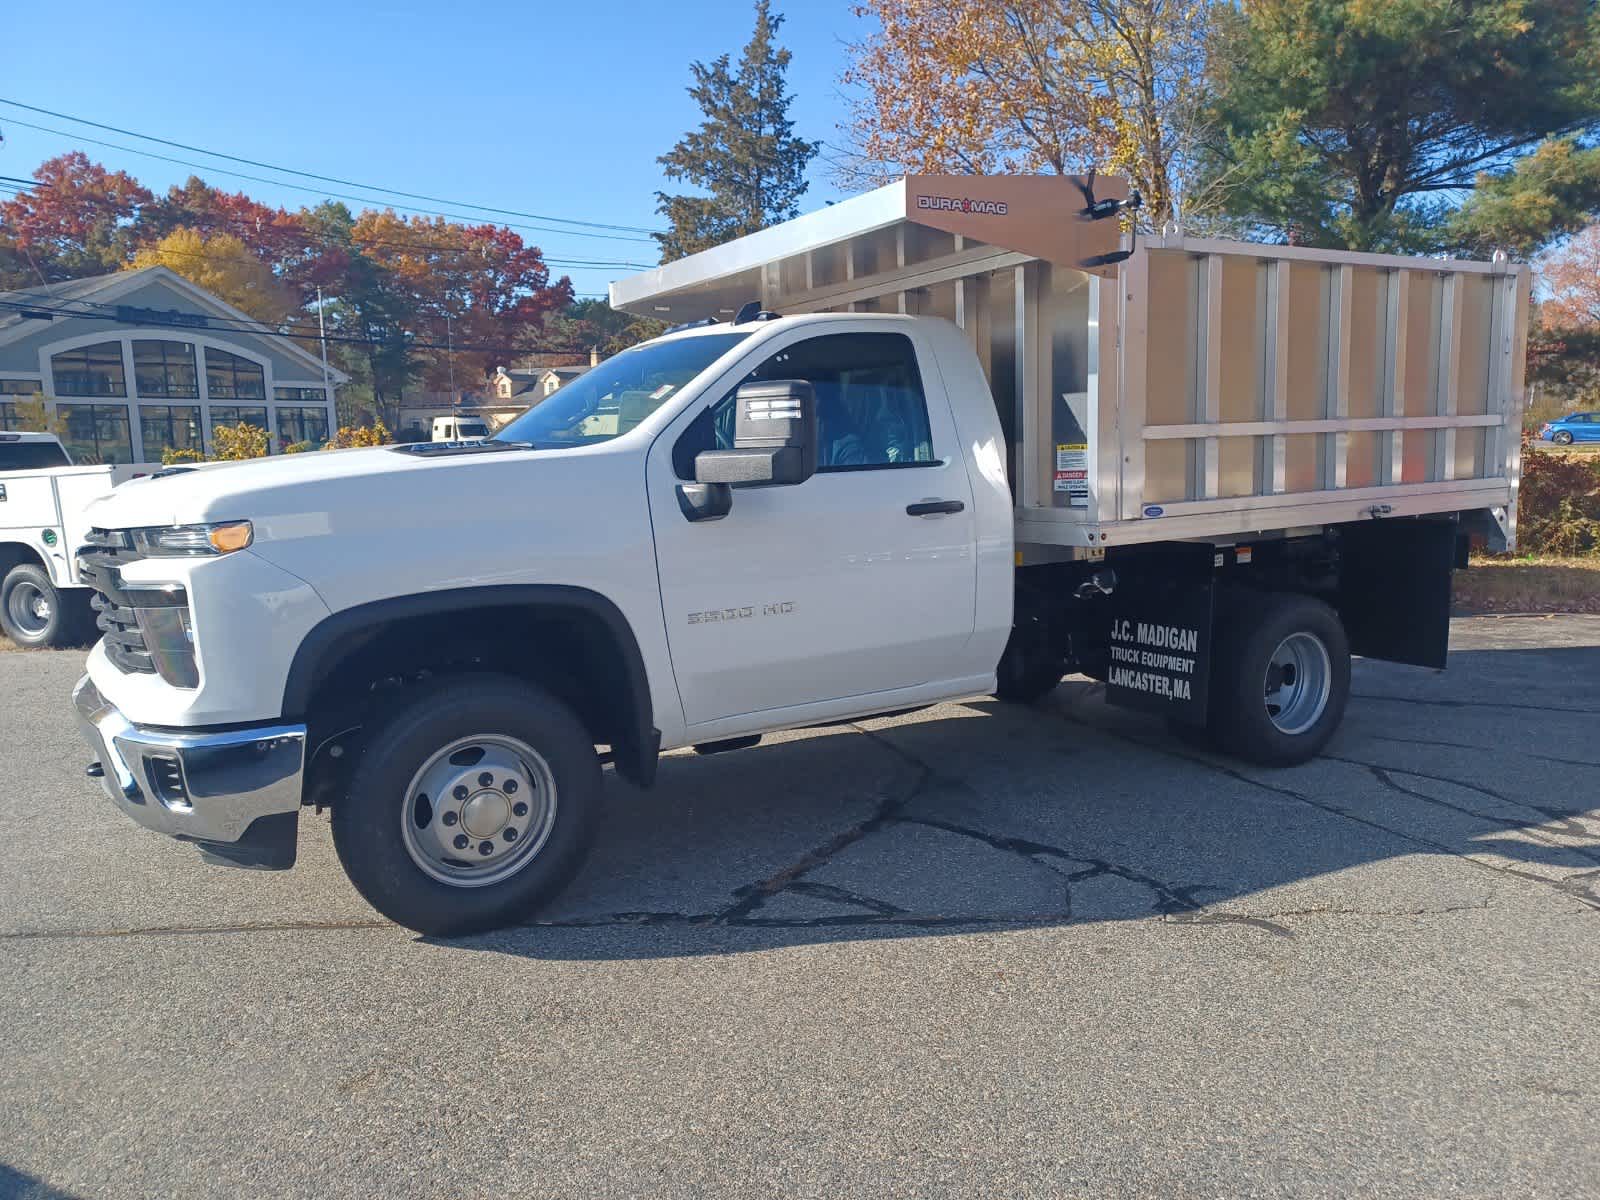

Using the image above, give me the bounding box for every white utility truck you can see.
[71,175,1528,935]
[432,415,491,442]
[1,432,151,647]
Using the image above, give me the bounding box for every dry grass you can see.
[1455,555,1600,614]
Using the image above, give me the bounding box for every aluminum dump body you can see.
[612,176,1529,554]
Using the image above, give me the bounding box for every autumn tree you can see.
[0,153,152,288]
[133,228,296,324]
[840,0,1217,225]
[1540,223,1600,331]
[1205,0,1600,253]
[351,211,571,390]
[655,0,820,261]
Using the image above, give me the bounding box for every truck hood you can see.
[82,444,526,529]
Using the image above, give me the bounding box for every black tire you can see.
[1207,592,1350,767]
[1554,430,1575,446]
[0,563,78,648]
[994,615,1063,704]
[332,673,601,936]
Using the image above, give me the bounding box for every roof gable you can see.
[0,266,347,382]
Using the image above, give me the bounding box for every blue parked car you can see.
[1540,412,1600,445]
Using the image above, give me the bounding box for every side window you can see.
[673,331,937,478]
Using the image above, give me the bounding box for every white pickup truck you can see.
[70,176,1527,935]
[1,432,148,647]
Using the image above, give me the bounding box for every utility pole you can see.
[316,285,333,437]
[446,314,457,417]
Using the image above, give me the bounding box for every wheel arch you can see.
[0,539,49,579]
[282,585,659,787]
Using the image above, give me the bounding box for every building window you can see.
[210,405,268,432]
[274,386,326,403]
[277,406,330,449]
[132,340,199,399]
[139,405,203,461]
[58,403,133,464]
[0,382,43,431]
[205,348,265,400]
[51,342,127,397]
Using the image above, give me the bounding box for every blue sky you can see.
[1,0,863,300]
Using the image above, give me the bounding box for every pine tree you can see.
[654,0,820,262]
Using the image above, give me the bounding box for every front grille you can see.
[76,528,186,677]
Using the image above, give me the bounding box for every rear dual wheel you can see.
[332,674,600,936]
[1198,592,1351,767]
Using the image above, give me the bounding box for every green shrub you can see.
[1518,435,1600,556]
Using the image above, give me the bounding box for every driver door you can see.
[646,325,980,734]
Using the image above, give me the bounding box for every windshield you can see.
[493,331,751,448]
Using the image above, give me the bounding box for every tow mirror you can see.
[694,379,817,488]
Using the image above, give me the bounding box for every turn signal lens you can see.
[207,522,253,553]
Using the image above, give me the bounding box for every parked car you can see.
[1539,412,1600,444]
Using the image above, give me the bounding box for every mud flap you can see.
[1336,519,1456,669]
[1104,550,1215,726]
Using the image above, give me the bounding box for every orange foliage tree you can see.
[1539,223,1600,331]
[839,0,1218,224]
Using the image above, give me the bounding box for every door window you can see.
[675,332,937,478]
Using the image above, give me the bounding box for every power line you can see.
[0,97,663,236]
[0,296,615,357]
[0,116,659,245]
[0,178,650,269]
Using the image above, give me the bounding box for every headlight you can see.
[130,521,253,557]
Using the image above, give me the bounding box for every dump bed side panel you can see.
[1102,239,1526,547]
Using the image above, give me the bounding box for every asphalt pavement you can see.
[2,616,1598,1199]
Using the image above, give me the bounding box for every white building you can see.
[0,266,345,462]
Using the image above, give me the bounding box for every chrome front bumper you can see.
[73,675,307,868]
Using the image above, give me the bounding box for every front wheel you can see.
[1554,430,1575,446]
[1208,593,1351,767]
[332,674,601,936]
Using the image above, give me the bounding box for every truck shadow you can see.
[441,640,1600,961]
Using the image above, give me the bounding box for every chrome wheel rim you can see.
[6,581,51,636]
[400,734,558,887]
[1263,632,1332,736]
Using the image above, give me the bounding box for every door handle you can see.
[906,499,964,516]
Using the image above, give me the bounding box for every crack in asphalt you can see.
[1051,700,1600,915]
[1351,691,1600,716]
[1365,733,1600,770]
[1322,754,1600,846]
[0,918,394,941]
